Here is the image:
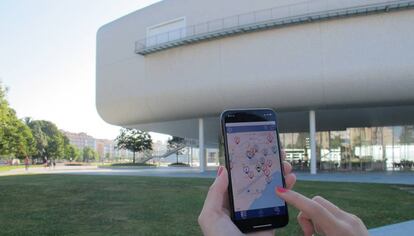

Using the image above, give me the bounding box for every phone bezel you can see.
[220,108,289,233]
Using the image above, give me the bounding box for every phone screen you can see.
[225,120,287,220]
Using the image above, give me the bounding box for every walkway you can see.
[2,165,413,185]
[0,165,99,177]
[295,171,414,185]
[0,165,216,178]
[369,220,414,236]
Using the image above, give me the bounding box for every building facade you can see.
[63,131,97,151]
[96,0,414,173]
[63,131,120,161]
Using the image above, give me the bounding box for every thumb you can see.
[204,166,229,210]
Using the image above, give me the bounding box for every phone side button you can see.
[252,224,272,229]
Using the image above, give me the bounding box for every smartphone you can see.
[220,108,289,233]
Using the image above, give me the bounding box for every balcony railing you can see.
[135,0,414,55]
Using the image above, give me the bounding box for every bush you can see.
[168,162,190,167]
[400,160,414,169]
[64,162,86,166]
[110,163,156,167]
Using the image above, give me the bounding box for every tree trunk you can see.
[133,152,136,164]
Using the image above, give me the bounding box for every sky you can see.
[0,0,170,141]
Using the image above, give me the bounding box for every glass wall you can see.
[280,125,414,171]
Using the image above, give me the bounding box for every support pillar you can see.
[310,110,317,175]
[199,118,206,172]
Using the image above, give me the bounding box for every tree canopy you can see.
[167,136,186,163]
[0,83,36,159]
[82,146,98,162]
[25,119,67,161]
[0,82,85,162]
[115,128,152,163]
[400,126,414,144]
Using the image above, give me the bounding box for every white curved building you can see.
[96,0,414,173]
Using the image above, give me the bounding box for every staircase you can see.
[138,143,187,164]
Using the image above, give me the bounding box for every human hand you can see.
[198,153,296,236]
[275,188,369,236]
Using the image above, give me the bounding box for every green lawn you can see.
[0,165,43,172]
[0,175,413,235]
[0,165,28,172]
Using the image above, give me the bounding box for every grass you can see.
[0,165,42,172]
[0,165,25,172]
[0,175,413,235]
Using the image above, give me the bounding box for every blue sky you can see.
[0,0,167,140]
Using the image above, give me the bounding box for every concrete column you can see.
[190,146,193,167]
[310,110,317,175]
[199,118,206,172]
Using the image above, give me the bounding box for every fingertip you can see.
[219,166,228,178]
[285,173,297,190]
[214,166,228,187]
[275,187,290,203]
[283,161,292,174]
[276,186,288,194]
[281,149,287,160]
[216,166,224,177]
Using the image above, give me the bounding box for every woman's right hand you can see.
[276,187,369,236]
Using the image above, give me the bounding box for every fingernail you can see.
[276,187,288,193]
[217,166,223,177]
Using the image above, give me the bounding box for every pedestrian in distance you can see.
[24,156,30,171]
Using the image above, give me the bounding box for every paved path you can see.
[0,165,99,177]
[2,165,413,185]
[369,220,414,236]
[295,171,414,185]
[0,165,217,178]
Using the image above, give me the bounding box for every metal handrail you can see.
[139,143,187,163]
[135,0,414,54]
[138,137,199,163]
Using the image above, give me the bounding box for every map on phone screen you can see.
[226,121,286,220]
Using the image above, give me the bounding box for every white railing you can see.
[135,0,414,54]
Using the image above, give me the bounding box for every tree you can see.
[25,119,65,161]
[0,83,36,159]
[25,118,48,160]
[82,146,98,162]
[295,133,310,148]
[400,126,414,144]
[115,128,152,163]
[13,118,36,159]
[167,136,185,163]
[43,122,64,160]
[399,126,414,161]
[65,144,80,161]
[330,135,343,149]
[0,83,9,156]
